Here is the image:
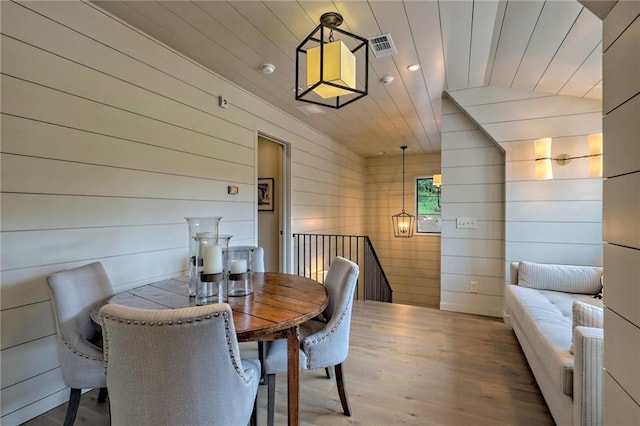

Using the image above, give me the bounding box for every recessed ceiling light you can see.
[407,64,421,71]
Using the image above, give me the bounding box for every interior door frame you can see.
[257,133,292,273]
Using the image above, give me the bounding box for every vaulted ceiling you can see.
[94,1,603,158]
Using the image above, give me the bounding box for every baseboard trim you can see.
[440,301,503,318]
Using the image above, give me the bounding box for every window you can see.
[415,176,441,234]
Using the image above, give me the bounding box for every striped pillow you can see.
[570,300,604,354]
[518,261,603,294]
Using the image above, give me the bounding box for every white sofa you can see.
[504,261,604,426]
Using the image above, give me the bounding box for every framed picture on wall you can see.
[258,178,274,211]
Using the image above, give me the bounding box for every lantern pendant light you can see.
[392,145,415,238]
[296,12,368,109]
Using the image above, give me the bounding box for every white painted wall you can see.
[366,152,441,308]
[0,2,365,424]
[446,86,603,319]
[439,99,505,317]
[602,2,640,423]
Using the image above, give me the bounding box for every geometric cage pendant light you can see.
[392,145,415,238]
[295,12,369,109]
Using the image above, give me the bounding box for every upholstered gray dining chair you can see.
[47,261,114,426]
[99,303,261,426]
[263,256,359,426]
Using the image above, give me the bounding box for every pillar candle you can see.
[203,244,223,274]
[230,259,247,274]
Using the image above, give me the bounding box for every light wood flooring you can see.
[24,301,553,425]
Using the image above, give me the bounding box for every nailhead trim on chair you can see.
[101,310,255,384]
[303,286,356,369]
[303,310,347,369]
[60,335,104,361]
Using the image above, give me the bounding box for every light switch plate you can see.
[456,217,477,229]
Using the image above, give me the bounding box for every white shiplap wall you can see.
[448,86,603,300]
[602,3,640,424]
[440,98,505,317]
[0,1,365,424]
[366,152,441,308]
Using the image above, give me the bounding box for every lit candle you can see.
[230,259,247,274]
[203,244,223,274]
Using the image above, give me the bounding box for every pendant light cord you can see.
[401,145,407,213]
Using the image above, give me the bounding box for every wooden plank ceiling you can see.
[93,0,603,158]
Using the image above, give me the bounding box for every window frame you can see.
[415,175,441,234]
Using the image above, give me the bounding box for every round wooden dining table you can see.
[91,272,328,426]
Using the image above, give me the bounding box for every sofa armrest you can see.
[573,326,604,426]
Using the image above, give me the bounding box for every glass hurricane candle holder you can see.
[226,247,255,296]
[195,234,231,305]
[185,216,221,297]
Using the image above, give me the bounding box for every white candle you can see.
[229,259,247,274]
[203,244,223,274]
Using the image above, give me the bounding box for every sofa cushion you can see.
[505,284,603,397]
[570,301,604,354]
[518,261,603,294]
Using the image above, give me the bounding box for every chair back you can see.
[47,261,114,388]
[324,256,359,324]
[306,256,359,367]
[253,246,265,272]
[99,303,259,426]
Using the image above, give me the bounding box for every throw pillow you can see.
[570,300,604,354]
[594,274,604,300]
[518,261,603,294]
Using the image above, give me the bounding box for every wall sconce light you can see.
[296,12,369,109]
[588,133,603,177]
[534,138,553,180]
[432,174,442,209]
[533,134,603,180]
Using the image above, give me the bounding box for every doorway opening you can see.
[257,135,291,272]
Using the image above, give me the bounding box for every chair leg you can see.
[267,374,276,426]
[258,342,266,384]
[250,395,258,426]
[63,388,82,426]
[97,387,108,403]
[335,363,351,416]
[325,367,332,379]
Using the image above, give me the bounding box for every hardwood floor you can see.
[24,301,553,425]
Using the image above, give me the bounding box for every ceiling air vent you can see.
[368,33,397,58]
[297,104,326,116]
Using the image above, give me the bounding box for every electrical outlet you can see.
[469,281,479,293]
[456,217,477,229]
[219,96,228,108]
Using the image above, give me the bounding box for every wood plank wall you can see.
[602,2,640,423]
[440,98,505,317]
[366,152,441,308]
[0,2,365,424]
[446,86,603,318]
